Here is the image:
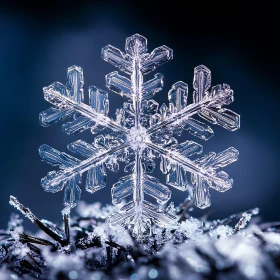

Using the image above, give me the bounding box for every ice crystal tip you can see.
[39,34,240,237]
[125,34,148,55]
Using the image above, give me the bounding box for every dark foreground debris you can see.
[0,196,279,279]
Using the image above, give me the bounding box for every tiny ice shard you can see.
[39,34,240,237]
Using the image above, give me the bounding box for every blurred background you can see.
[0,1,279,231]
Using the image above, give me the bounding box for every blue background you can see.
[0,1,279,230]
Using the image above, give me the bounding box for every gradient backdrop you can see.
[0,1,279,231]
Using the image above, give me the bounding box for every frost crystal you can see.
[4,198,279,280]
[39,34,240,237]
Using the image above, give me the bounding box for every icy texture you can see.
[3,200,279,280]
[39,34,240,237]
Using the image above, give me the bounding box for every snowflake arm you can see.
[39,139,128,213]
[146,142,238,208]
[40,65,128,134]
[147,66,240,141]
[102,37,172,76]
[108,150,177,237]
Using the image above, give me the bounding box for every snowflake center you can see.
[136,135,143,142]
[128,126,149,150]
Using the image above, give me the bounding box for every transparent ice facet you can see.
[63,116,95,135]
[67,140,96,157]
[182,117,214,140]
[143,175,171,204]
[66,65,84,103]
[143,73,164,100]
[89,86,109,115]
[167,164,188,191]
[63,177,81,209]
[125,34,147,55]
[39,82,73,127]
[141,45,173,74]
[168,81,188,112]
[176,141,203,157]
[193,65,211,103]
[39,34,240,238]
[86,165,107,193]
[39,144,80,169]
[199,107,240,131]
[192,175,211,208]
[112,175,133,205]
[39,106,73,127]
[106,72,132,99]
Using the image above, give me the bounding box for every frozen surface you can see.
[3,199,279,280]
[39,34,240,237]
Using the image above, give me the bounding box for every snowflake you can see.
[39,34,240,237]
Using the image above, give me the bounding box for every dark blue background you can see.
[0,1,279,230]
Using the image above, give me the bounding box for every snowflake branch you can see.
[147,89,234,136]
[131,150,145,234]
[42,143,129,192]
[146,142,234,191]
[43,85,129,134]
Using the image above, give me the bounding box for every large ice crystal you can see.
[39,34,240,237]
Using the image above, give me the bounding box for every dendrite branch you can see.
[42,143,129,190]
[44,86,129,134]
[147,91,232,136]
[146,142,231,189]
